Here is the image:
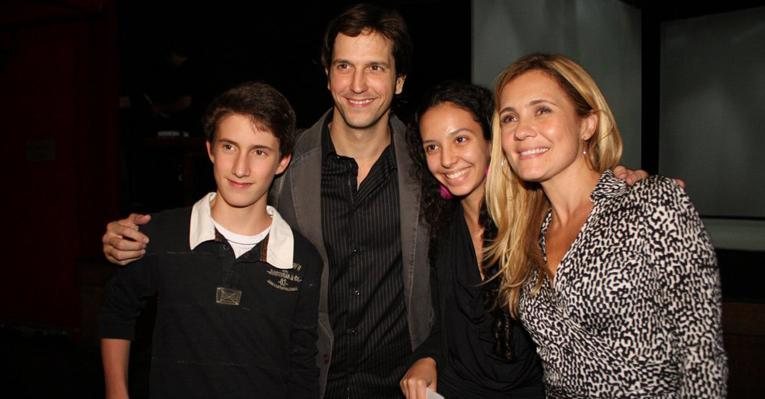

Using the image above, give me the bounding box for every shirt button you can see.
[349,327,358,335]
[351,248,359,255]
[351,289,360,296]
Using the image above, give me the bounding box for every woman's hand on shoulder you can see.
[613,165,686,188]
[400,357,438,399]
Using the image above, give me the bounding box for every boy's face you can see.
[326,30,405,131]
[206,114,290,213]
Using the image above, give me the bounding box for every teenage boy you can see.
[99,82,321,399]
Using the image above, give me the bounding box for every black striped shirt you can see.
[321,123,410,399]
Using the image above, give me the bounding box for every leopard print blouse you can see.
[519,171,727,398]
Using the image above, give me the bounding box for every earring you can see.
[439,184,453,200]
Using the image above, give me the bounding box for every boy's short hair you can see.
[202,81,296,157]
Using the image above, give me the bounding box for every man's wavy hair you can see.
[321,2,412,79]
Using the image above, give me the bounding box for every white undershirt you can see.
[212,219,271,258]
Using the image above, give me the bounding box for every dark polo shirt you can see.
[100,194,322,398]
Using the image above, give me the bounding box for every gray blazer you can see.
[271,110,433,396]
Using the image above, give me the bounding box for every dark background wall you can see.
[0,0,762,397]
[113,0,472,213]
[1,0,120,333]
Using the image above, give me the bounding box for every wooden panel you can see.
[723,302,765,398]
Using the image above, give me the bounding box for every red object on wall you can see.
[0,0,120,333]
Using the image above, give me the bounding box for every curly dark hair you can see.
[406,80,516,360]
[406,81,493,235]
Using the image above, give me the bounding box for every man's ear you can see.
[395,74,406,95]
[276,154,292,175]
[325,68,330,91]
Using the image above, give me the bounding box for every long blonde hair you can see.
[484,53,623,317]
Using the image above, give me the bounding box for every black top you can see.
[414,207,544,398]
[99,207,322,399]
[320,123,410,398]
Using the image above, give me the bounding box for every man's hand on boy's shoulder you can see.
[102,213,151,266]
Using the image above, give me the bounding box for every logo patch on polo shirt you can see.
[266,263,303,292]
[215,287,242,305]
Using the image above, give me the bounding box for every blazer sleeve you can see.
[409,258,443,367]
[286,238,322,399]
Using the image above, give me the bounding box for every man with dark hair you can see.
[273,4,431,397]
[99,82,321,399]
[103,4,432,398]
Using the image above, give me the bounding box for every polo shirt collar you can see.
[189,192,294,269]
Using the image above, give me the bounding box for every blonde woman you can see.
[485,53,727,397]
